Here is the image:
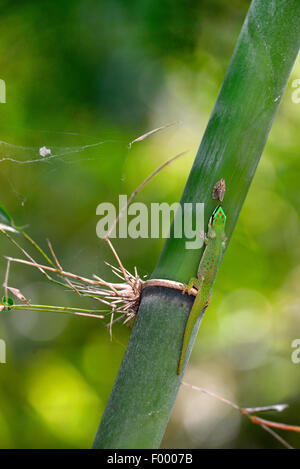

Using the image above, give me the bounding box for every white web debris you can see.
[39,146,51,157]
[0,138,114,164]
[0,121,180,166]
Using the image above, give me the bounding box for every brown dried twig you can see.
[182,381,299,449]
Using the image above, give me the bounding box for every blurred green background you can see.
[0,0,299,448]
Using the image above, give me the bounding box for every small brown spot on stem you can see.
[212,178,226,202]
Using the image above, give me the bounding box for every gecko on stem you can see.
[177,204,227,375]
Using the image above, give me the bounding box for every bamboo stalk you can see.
[93,0,300,449]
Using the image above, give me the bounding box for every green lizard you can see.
[177,205,227,375]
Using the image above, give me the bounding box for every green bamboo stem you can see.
[93,0,300,449]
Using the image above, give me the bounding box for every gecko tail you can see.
[177,300,209,375]
[177,352,185,375]
[177,313,200,375]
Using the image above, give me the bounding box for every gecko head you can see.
[210,205,226,231]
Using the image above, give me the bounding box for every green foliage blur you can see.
[0,0,299,448]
